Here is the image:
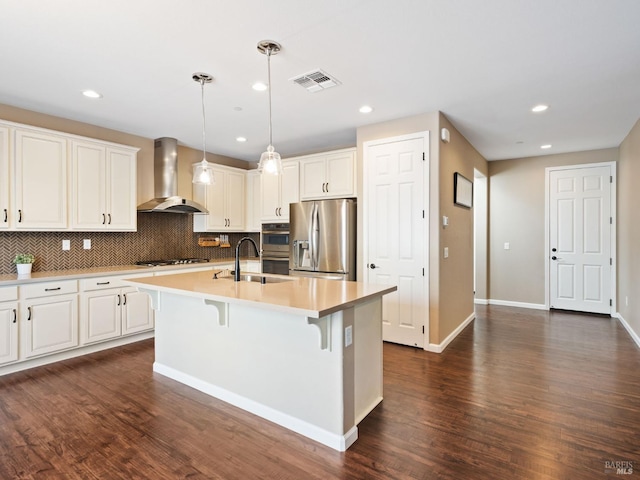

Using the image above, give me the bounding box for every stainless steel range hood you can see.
[137,137,208,214]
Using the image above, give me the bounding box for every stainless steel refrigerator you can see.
[289,199,356,280]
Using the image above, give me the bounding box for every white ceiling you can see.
[1,0,639,164]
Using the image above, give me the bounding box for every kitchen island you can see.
[124,270,396,451]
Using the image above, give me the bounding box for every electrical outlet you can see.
[62,239,70,251]
[345,325,353,347]
[83,239,91,250]
[504,242,510,250]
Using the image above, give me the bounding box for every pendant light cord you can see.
[267,46,273,147]
[200,78,207,160]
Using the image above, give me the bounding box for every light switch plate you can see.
[83,239,91,250]
[62,240,70,251]
[504,242,510,250]
[444,247,449,258]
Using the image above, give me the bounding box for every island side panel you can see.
[354,297,384,424]
[152,291,351,447]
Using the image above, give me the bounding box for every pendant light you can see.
[192,72,215,185]
[257,40,283,175]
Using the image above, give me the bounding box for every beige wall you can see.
[0,103,250,206]
[617,118,640,339]
[438,114,486,341]
[488,147,619,304]
[356,112,485,346]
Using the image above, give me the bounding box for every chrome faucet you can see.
[234,237,260,281]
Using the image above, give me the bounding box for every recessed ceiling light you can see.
[236,136,247,143]
[252,82,268,92]
[233,106,243,112]
[359,105,373,114]
[541,144,552,149]
[532,104,549,113]
[82,90,102,99]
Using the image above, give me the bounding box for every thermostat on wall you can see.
[441,128,450,143]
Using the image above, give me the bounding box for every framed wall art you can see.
[454,172,473,208]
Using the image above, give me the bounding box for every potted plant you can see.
[13,253,35,275]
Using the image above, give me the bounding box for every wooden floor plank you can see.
[1,305,639,479]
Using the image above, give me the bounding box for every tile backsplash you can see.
[0,213,260,274]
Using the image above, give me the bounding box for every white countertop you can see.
[0,259,257,287]
[125,270,397,318]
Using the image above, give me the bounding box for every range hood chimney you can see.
[137,137,208,213]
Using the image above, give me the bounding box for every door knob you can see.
[551,256,557,260]
[551,247,557,252]
[369,263,377,269]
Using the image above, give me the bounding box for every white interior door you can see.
[364,133,427,348]
[549,164,613,314]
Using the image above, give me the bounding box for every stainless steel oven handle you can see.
[262,230,289,235]
[261,256,289,261]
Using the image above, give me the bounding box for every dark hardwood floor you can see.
[1,305,639,479]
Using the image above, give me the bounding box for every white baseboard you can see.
[153,362,357,452]
[614,313,640,349]
[487,299,548,310]
[474,298,489,305]
[427,311,475,353]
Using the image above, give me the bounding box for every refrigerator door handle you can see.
[312,202,319,270]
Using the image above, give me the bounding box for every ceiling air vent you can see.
[290,69,341,93]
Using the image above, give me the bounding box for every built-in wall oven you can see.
[261,223,290,275]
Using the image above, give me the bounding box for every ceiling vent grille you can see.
[290,69,341,93]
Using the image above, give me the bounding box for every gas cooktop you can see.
[135,258,210,267]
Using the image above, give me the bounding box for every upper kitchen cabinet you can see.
[0,126,8,230]
[245,170,261,232]
[193,164,245,232]
[14,128,68,230]
[70,140,137,231]
[299,148,356,200]
[260,160,299,222]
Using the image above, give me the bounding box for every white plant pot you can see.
[16,263,32,275]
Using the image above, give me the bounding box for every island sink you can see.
[223,274,294,284]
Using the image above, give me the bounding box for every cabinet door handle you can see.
[326,183,329,192]
[3,208,6,222]
[117,294,121,306]
[108,213,111,224]
[27,306,31,321]
[322,183,326,192]
[102,213,106,225]
[18,209,22,222]
[97,281,110,285]
[123,293,127,306]
[45,287,61,292]
[12,309,17,324]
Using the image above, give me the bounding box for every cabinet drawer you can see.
[80,276,127,291]
[20,280,78,299]
[0,286,18,302]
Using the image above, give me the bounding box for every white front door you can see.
[364,132,428,348]
[549,164,614,314]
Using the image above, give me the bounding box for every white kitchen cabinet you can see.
[71,140,137,231]
[299,148,356,200]
[193,165,245,232]
[21,280,78,358]
[260,160,299,221]
[14,128,68,230]
[80,276,153,344]
[0,287,19,366]
[245,169,261,231]
[121,287,154,335]
[0,126,9,230]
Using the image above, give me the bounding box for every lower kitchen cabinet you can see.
[121,287,154,335]
[0,286,19,365]
[80,276,153,345]
[20,280,79,358]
